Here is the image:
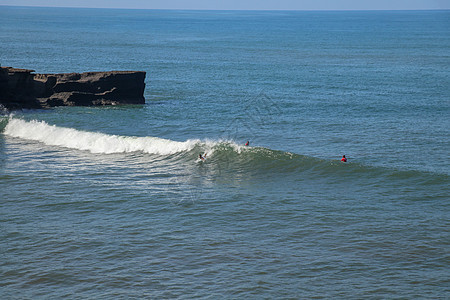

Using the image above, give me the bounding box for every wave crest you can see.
[4,118,202,155]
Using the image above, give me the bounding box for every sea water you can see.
[1,7,449,298]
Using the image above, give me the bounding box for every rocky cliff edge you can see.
[0,67,146,110]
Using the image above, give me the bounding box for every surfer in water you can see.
[341,155,347,162]
[199,153,206,161]
[245,141,249,146]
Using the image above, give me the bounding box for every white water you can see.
[4,118,202,155]
[3,118,249,156]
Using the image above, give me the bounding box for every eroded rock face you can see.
[0,67,146,110]
[0,67,40,110]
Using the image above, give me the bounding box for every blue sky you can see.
[0,0,449,10]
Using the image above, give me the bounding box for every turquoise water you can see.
[1,7,449,298]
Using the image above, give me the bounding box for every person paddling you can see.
[245,141,249,146]
[341,155,347,162]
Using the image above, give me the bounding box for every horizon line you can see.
[1,4,449,12]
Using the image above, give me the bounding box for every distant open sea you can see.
[1,6,449,298]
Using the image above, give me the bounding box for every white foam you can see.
[4,118,200,155]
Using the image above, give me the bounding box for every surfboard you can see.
[198,153,207,162]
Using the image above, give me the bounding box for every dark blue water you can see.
[1,7,449,298]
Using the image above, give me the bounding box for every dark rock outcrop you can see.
[0,67,146,110]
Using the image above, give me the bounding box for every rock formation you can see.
[0,67,146,110]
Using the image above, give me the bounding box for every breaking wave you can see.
[3,118,208,155]
[2,117,448,185]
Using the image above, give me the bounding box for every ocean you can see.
[1,6,449,298]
